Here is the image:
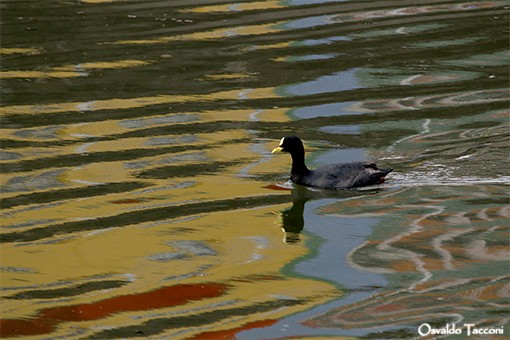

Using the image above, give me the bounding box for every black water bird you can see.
[272,136,393,189]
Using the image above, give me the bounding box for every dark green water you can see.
[1,0,509,338]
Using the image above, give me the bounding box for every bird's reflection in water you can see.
[277,185,380,243]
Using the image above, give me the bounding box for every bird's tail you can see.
[380,168,393,176]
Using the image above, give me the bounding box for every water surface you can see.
[1,0,509,338]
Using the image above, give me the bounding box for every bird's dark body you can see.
[272,136,393,190]
[291,162,393,189]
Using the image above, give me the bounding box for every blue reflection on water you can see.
[289,102,363,119]
[286,53,339,62]
[320,124,360,135]
[298,36,351,46]
[280,68,362,96]
[297,199,385,288]
[282,14,331,29]
[240,198,389,339]
[314,148,366,165]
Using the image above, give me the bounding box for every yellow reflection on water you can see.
[1,107,289,144]
[0,60,153,79]
[1,200,336,336]
[54,59,153,71]
[0,47,40,55]
[0,87,280,116]
[1,159,336,336]
[180,1,284,13]
[112,20,287,45]
[1,120,328,321]
[0,130,292,239]
[203,73,255,81]
[242,41,293,52]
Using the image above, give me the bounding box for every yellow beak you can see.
[271,146,283,154]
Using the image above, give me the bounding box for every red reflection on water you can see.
[190,318,278,340]
[0,319,53,338]
[0,283,227,337]
[110,198,144,204]
[265,184,292,191]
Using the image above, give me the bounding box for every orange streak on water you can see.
[189,318,278,340]
[110,198,145,204]
[264,184,292,191]
[0,283,228,337]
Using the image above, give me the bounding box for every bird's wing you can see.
[310,162,391,189]
[310,163,366,188]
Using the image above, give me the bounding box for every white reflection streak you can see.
[400,74,422,86]
[431,227,471,271]
[75,142,95,154]
[386,118,431,154]
[377,204,444,290]
[237,109,269,178]
[238,89,253,100]
[77,101,96,111]
[70,178,103,185]
[242,236,268,263]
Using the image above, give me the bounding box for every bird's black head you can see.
[271,136,305,155]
